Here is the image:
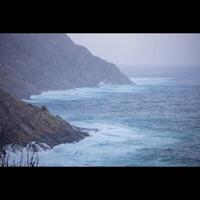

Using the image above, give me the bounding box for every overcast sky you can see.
[68,33,200,67]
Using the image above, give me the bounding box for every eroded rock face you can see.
[0,88,89,149]
[0,34,133,100]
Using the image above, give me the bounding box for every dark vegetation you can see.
[0,146,39,167]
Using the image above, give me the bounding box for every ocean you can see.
[25,76,200,166]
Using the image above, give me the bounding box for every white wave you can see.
[36,121,177,166]
[22,76,180,166]
[97,81,111,87]
[130,77,175,85]
[25,76,177,104]
[25,83,144,104]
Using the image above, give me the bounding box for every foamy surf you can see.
[23,76,200,166]
[36,121,177,166]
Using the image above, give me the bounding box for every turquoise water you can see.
[26,77,200,166]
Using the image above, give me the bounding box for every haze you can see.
[68,34,200,77]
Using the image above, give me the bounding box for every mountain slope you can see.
[0,88,89,149]
[0,34,133,99]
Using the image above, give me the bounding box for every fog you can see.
[68,34,200,77]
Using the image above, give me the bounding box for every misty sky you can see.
[68,34,200,75]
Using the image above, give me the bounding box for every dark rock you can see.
[41,105,48,112]
[0,88,89,149]
[56,115,62,120]
[0,34,133,100]
[73,125,99,133]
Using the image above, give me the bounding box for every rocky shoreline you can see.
[0,33,132,154]
[0,88,89,151]
[0,34,133,100]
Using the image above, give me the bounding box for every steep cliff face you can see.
[0,34,133,99]
[0,88,89,149]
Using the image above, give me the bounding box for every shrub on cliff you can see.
[0,146,39,167]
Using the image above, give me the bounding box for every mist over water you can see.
[25,75,200,166]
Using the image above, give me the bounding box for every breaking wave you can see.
[24,77,200,166]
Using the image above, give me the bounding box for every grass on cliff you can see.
[0,146,39,167]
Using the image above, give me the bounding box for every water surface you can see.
[25,76,200,166]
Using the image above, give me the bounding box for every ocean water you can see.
[25,76,200,166]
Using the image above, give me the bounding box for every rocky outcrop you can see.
[0,34,133,100]
[0,88,89,149]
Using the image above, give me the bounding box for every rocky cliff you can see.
[0,88,89,149]
[0,34,133,100]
